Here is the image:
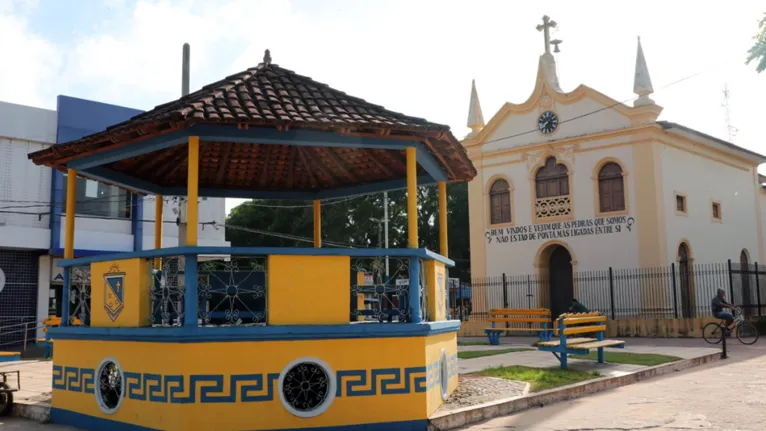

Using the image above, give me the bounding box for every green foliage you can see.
[569,351,680,366]
[746,13,766,73]
[477,366,600,392]
[225,183,471,280]
[457,348,534,359]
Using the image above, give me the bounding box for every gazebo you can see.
[29,50,476,431]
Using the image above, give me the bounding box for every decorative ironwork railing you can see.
[67,265,91,326]
[150,256,186,327]
[535,195,572,219]
[55,247,453,329]
[198,256,267,326]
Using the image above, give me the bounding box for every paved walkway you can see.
[0,360,51,407]
[461,341,766,430]
[458,336,719,376]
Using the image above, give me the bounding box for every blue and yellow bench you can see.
[484,308,552,345]
[36,316,81,359]
[0,352,20,362]
[537,312,625,369]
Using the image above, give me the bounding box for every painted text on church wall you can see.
[485,216,636,244]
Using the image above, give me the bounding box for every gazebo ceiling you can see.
[28,51,476,198]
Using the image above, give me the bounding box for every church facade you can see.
[463,20,766,319]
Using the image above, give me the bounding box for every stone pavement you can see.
[0,417,76,430]
[460,341,766,430]
[0,360,51,408]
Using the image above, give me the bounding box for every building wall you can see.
[139,196,228,249]
[0,250,40,347]
[0,101,56,251]
[483,96,631,154]
[480,135,641,277]
[659,144,761,264]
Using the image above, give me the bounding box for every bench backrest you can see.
[489,308,551,324]
[555,312,606,335]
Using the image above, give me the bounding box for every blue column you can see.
[409,257,421,323]
[184,254,198,328]
[61,267,70,327]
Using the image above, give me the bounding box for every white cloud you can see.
[0,6,61,109]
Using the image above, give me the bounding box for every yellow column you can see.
[154,196,163,269]
[187,136,199,246]
[313,200,321,248]
[64,169,77,259]
[438,181,448,258]
[406,146,418,248]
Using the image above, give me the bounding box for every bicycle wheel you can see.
[736,323,759,345]
[703,322,724,344]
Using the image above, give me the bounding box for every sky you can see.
[2,0,765,215]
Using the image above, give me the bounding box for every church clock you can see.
[538,111,559,135]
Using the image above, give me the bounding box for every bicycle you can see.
[703,308,759,345]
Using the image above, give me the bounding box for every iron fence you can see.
[463,260,766,321]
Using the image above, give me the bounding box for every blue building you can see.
[0,96,228,347]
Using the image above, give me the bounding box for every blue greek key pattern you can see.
[123,372,280,403]
[52,365,95,394]
[425,353,459,391]
[52,361,460,403]
[335,367,426,397]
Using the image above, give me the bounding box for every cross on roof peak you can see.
[536,15,558,55]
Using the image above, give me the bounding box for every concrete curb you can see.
[12,400,50,423]
[428,352,720,431]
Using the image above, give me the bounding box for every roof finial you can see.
[536,15,557,55]
[466,79,485,138]
[263,49,272,66]
[633,36,655,107]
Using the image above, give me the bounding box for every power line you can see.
[483,70,704,146]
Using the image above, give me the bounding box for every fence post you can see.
[502,273,509,308]
[755,262,762,317]
[23,322,28,351]
[671,263,679,319]
[728,259,735,306]
[527,274,533,309]
[608,267,616,320]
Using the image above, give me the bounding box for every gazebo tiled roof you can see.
[28,52,476,198]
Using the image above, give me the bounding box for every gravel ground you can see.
[438,374,528,412]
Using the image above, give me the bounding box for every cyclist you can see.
[712,288,739,335]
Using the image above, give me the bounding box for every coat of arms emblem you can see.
[104,265,125,322]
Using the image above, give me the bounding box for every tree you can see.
[225,183,472,281]
[746,13,766,73]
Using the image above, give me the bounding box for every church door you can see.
[548,246,574,318]
[740,250,752,317]
[678,244,693,318]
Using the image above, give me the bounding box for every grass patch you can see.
[570,351,680,366]
[457,341,490,346]
[478,366,600,392]
[458,348,533,359]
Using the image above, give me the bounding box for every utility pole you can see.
[178,43,191,247]
[383,191,389,280]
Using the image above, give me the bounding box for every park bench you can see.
[36,316,81,359]
[537,312,625,369]
[484,308,552,345]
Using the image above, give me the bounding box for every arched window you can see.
[535,157,569,198]
[598,162,625,213]
[489,179,511,224]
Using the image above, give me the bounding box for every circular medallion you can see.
[95,357,125,415]
[278,357,336,418]
[439,348,449,401]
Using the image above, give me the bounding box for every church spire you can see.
[633,36,655,107]
[466,79,485,138]
[536,15,562,92]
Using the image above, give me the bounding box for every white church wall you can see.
[482,139,641,279]
[483,97,632,154]
[660,144,760,267]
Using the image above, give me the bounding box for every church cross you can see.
[536,15,558,54]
